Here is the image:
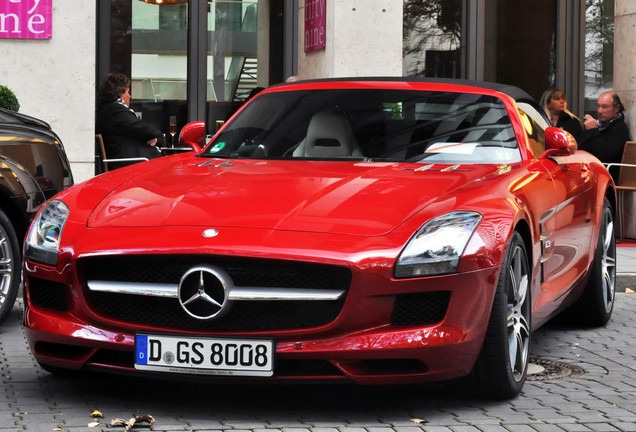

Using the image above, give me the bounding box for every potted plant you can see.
[0,85,19,111]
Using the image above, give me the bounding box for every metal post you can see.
[187,0,208,124]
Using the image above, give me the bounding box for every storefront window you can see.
[100,0,190,148]
[96,0,287,173]
[403,0,463,78]
[102,0,265,149]
[131,1,188,103]
[584,0,614,113]
[205,2,258,122]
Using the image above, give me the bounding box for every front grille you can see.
[80,255,351,332]
[390,291,450,326]
[28,277,69,311]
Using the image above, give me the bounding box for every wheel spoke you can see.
[510,248,528,305]
[508,312,530,377]
[599,210,616,313]
[602,272,614,309]
[603,219,614,252]
[508,330,518,369]
[602,259,615,312]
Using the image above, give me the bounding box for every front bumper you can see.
[24,261,499,385]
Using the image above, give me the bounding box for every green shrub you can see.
[0,85,19,111]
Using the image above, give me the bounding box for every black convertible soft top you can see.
[274,76,535,103]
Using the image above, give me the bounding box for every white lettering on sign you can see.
[28,11,43,33]
[0,0,51,39]
[0,13,18,33]
[304,0,326,52]
[28,0,41,15]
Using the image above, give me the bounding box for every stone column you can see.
[615,1,636,139]
[297,0,403,79]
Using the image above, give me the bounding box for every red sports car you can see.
[23,78,616,399]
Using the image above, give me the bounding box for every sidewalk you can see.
[617,243,636,292]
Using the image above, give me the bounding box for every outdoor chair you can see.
[95,134,149,173]
[605,141,636,240]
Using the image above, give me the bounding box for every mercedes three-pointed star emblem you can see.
[177,266,233,320]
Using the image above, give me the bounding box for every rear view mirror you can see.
[540,126,577,159]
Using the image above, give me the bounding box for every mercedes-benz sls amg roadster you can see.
[23,78,616,399]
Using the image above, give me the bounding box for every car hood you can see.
[87,158,502,236]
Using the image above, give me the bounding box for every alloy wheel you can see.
[0,225,14,308]
[600,209,616,313]
[506,244,530,382]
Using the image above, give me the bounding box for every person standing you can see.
[580,91,631,183]
[539,88,584,143]
[96,73,163,170]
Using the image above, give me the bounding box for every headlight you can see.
[395,211,482,278]
[26,199,69,266]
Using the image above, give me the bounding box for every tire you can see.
[0,208,21,325]
[471,231,531,399]
[572,198,615,327]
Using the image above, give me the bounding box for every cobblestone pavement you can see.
[1,287,636,432]
[3,243,636,432]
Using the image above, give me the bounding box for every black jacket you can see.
[579,114,630,183]
[96,101,163,169]
[555,112,584,144]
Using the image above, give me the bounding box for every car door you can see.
[517,105,596,317]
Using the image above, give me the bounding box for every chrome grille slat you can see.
[87,280,345,301]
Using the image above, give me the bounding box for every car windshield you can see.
[202,88,521,164]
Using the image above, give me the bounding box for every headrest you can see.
[300,110,358,157]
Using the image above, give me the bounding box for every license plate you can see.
[134,334,274,377]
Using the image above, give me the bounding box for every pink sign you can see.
[304,0,326,52]
[0,0,52,40]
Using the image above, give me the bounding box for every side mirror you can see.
[178,121,206,152]
[540,126,577,159]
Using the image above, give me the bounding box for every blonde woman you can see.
[539,88,584,143]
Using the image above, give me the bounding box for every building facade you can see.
[0,0,630,183]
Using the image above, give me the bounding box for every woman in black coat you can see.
[539,88,585,144]
[96,73,163,170]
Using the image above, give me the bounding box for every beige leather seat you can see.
[294,110,362,158]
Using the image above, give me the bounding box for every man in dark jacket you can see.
[580,91,631,183]
[96,73,163,170]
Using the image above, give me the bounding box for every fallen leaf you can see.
[53,428,63,431]
[111,414,156,431]
[626,288,634,294]
[90,410,104,418]
[411,418,427,424]
[87,421,100,428]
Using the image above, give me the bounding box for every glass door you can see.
[97,0,287,167]
[99,0,189,150]
[207,1,260,126]
[130,0,189,146]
